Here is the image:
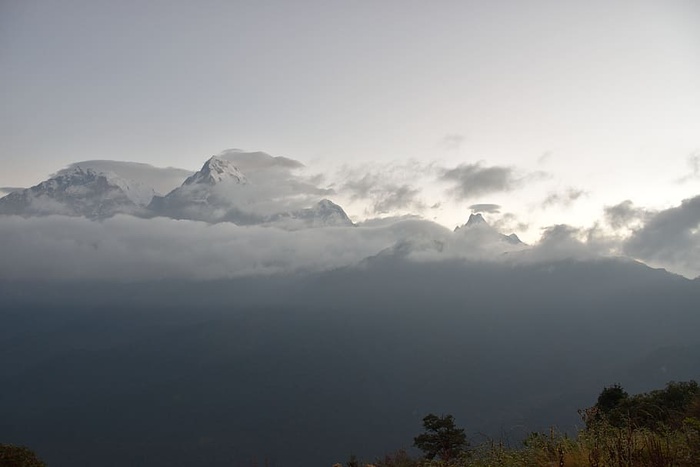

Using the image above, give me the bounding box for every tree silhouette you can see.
[413,413,468,461]
[596,383,628,413]
[0,444,46,467]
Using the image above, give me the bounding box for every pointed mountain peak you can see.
[184,156,247,186]
[316,199,341,210]
[466,212,487,227]
[455,213,490,232]
[504,233,524,245]
[453,212,525,246]
[0,165,155,218]
[296,199,354,226]
[312,199,353,225]
[266,198,354,228]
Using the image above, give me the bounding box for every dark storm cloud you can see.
[340,160,543,214]
[523,223,618,263]
[372,184,423,213]
[542,188,586,208]
[341,168,425,215]
[439,163,519,199]
[468,203,501,213]
[530,225,591,259]
[492,212,529,233]
[604,200,653,230]
[624,195,700,278]
[342,172,378,199]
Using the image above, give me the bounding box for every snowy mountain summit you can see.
[455,212,524,245]
[269,199,354,229]
[148,155,251,222]
[0,150,352,228]
[465,213,487,227]
[183,156,247,186]
[0,167,153,219]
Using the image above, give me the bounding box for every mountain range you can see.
[0,151,529,242]
[0,152,353,229]
[0,166,153,219]
[2,152,698,467]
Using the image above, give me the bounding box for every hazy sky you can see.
[2,0,700,237]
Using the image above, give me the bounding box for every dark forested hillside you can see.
[1,257,699,466]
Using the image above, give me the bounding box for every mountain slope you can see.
[1,152,354,228]
[148,156,253,223]
[59,160,192,195]
[1,258,698,467]
[455,213,524,245]
[0,167,153,219]
[150,154,352,227]
[182,156,248,186]
[268,199,354,228]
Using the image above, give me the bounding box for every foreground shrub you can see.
[0,444,46,467]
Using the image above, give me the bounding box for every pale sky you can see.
[2,0,700,240]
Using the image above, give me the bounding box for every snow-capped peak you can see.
[0,165,155,219]
[454,212,525,245]
[55,166,155,206]
[183,156,247,186]
[266,199,354,229]
[454,213,489,232]
[465,213,487,227]
[316,199,345,213]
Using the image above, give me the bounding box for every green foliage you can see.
[413,414,468,462]
[0,444,46,467]
[363,380,700,467]
[593,380,700,430]
[597,383,629,411]
[346,453,361,467]
[686,393,700,420]
[374,449,419,467]
[519,429,570,465]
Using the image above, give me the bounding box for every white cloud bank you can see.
[0,214,530,281]
[1,194,699,281]
[2,148,699,281]
[0,215,438,280]
[59,160,193,196]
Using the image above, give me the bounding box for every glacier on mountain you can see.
[0,167,154,219]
